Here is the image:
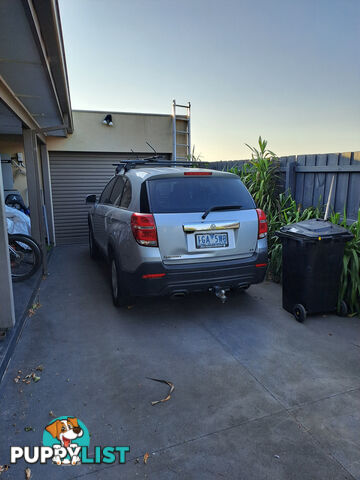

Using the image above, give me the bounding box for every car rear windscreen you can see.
[146,176,255,213]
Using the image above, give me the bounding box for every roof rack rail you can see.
[112,157,203,173]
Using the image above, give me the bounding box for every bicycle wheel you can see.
[8,234,42,282]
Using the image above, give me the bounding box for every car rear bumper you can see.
[123,251,268,297]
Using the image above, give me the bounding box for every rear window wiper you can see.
[202,205,242,220]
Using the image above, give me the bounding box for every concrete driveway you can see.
[1,245,360,479]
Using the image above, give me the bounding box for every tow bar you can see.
[213,286,227,304]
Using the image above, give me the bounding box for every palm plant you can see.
[240,136,280,214]
[187,145,202,163]
[230,137,281,254]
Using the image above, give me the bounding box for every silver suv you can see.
[86,163,267,306]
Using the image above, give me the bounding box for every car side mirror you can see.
[86,194,97,204]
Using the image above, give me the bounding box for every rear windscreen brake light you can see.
[184,171,212,176]
[131,213,158,247]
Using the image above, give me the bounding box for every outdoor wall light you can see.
[102,114,113,126]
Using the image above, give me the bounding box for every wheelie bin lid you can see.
[276,218,353,241]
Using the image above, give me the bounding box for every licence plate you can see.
[195,232,229,249]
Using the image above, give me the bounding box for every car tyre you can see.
[89,226,100,260]
[110,256,132,307]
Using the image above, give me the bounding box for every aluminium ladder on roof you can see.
[172,100,191,163]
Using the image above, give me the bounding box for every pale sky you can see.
[58,0,360,162]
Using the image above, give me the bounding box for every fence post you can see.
[285,160,296,197]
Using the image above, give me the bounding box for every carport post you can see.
[23,128,47,274]
[0,158,15,329]
[40,144,56,245]
[23,129,41,243]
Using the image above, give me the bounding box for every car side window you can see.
[99,177,116,204]
[110,176,125,205]
[120,179,132,209]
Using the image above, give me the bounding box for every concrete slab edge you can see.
[0,250,52,391]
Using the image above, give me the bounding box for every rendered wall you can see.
[0,110,175,204]
[46,110,173,154]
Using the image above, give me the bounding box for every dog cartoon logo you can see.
[43,417,90,465]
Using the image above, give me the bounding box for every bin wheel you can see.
[293,304,306,323]
[337,300,348,317]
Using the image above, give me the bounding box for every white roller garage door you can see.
[49,152,170,245]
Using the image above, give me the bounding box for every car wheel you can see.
[89,227,100,260]
[110,256,131,307]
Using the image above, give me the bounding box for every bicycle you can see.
[8,234,42,282]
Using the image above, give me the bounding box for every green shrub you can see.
[229,136,281,255]
[330,209,360,315]
[229,137,360,315]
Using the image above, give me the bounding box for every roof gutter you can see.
[50,0,73,133]
[30,0,74,134]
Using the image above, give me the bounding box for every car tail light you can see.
[256,209,267,239]
[184,171,212,176]
[131,213,158,247]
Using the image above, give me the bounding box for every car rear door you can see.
[101,176,127,246]
[92,176,117,250]
[147,173,259,265]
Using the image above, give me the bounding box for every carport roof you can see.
[0,101,22,135]
[0,0,73,137]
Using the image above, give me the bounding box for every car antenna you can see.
[146,141,157,155]
[144,141,162,163]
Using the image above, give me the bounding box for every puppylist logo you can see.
[10,417,130,466]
